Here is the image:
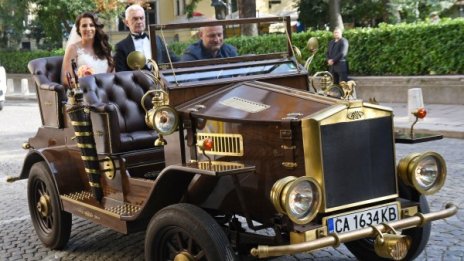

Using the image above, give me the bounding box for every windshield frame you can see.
[148,16,294,68]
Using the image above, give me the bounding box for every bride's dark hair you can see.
[75,12,115,70]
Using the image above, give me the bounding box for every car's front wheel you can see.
[344,195,431,261]
[27,161,72,249]
[145,203,236,261]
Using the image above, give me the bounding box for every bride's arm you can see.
[61,44,77,86]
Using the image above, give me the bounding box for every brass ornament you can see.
[101,157,115,180]
[372,224,411,260]
[311,71,333,93]
[127,51,146,70]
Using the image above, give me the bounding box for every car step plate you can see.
[325,202,400,234]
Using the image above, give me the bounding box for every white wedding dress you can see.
[75,46,109,74]
[66,25,109,74]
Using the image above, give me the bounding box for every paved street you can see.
[0,100,462,260]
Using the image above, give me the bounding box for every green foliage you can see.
[296,0,456,29]
[228,34,287,55]
[0,49,64,73]
[290,18,464,75]
[30,0,97,48]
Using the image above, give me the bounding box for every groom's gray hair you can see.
[125,4,145,19]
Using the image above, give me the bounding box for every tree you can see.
[389,0,455,23]
[296,0,329,30]
[328,0,343,30]
[297,0,456,30]
[28,0,126,49]
[238,0,257,35]
[342,0,390,27]
[0,0,29,49]
[29,0,96,48]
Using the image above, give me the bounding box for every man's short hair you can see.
[125,4,144,20]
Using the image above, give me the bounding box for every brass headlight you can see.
[151,105,179,135]
[397,152,446,195]
[270,176,322,224]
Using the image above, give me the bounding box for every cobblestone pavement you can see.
[0,100,462,260]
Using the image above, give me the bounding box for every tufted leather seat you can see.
[79,70,158,154]
[28,56,66,128]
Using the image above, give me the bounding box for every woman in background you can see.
[61,12,114,85]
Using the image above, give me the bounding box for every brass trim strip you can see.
[88,182,101,188]
[81,156,98,161]
[72,121,90,126]
[251,203,458,258]
[85,168,99,174]
[324,194,398,213]
[74,132,93,136]
[78,143,95,149]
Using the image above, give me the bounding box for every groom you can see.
[114,4,179,72]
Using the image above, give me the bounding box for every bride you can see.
[61,12,114,86]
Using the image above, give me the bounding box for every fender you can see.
[19,146,86,195]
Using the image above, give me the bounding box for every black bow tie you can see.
[132,33,148,40]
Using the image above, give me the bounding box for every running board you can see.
[61,191,141,234]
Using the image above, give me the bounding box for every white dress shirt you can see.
[132,35,152,60]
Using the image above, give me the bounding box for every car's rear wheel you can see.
[0,101,4,110]
[28,161,72,249]
[145,203,236,261]
[344,195,431,261]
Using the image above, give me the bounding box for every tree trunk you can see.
[329,0,344,31]
[238,0,258,36]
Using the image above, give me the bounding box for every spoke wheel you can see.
[145,203,236,261]
[28,161,72,249]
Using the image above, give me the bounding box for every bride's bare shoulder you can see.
[66,42,82,53]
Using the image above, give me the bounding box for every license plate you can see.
[326,203,399,234]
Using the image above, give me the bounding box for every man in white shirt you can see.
[114,4,178,71]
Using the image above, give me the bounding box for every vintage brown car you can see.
[12,17,456,260]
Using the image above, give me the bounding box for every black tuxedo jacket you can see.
[114,34,179,72]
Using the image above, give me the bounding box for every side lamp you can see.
[197,138,214,165]
[395,107,443,144]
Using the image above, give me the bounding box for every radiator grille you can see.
[320,116,397,209]
[197,133,243,156]
[197,161,245,171]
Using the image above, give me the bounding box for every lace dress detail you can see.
[76,47,109,74]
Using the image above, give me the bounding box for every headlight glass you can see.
[415,155,440,189]
[288,180,314,218]
[153,105,179,135]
